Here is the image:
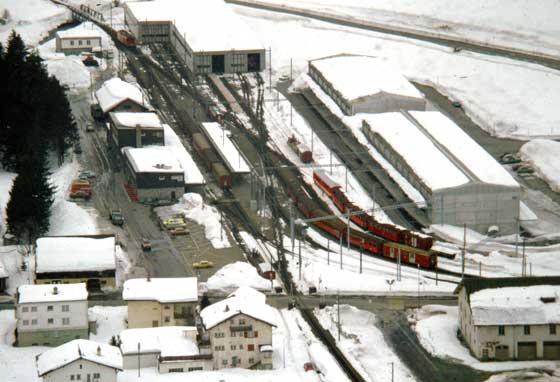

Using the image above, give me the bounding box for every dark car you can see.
[451,100,462,108]
[74,144,82,154]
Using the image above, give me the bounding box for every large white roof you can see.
[37,339,122,377]
[56,22,103,39]
[18,283,88,304]
[470,285,560,326]
[201,122,250,173]
[35,236,116,274]
[126,0,264,52]
[410,112,519,188]
[110,112,163,129]
[95,77,148,113]
[119,326,199,357]
[310,55,424,103]
[122,146,183,174]
[200,286,276,330]
[123,277,198,303]
[362,113,469,191]
[163,124,205,185]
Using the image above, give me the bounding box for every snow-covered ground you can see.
[205,261,276,294]
[415,305,560,372]
[88,305,128,343]
[232,4,560,139]
[155,193,231,249]
[253,0,560,58]
[316,305,415,382]
[520,140,560,192]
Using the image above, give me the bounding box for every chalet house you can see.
[55,22,102,55]
[107,112,164,151]
[36,339,122,382]
[94,77,150,117]
[121,147,184,202]
[16,283,88,347]
[199,286,276,370]
[119,326,212,373]
[34,235,117,292]
[456,277,560,361]
[123,277,198,328]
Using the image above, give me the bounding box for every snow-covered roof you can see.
[163,124,205,185]
[200,286,276,330]
[95,77,148,113]
[56,22,103,39]
[122,146,183,174]
[470,285,560,326]
[119,326,199,357]
[314,170,341,190]
[37,339,122,377]
[201,122,250,173]
[409,112,519,188]
[110,112,163,129]
[18,283,88,304]
[123,277,198,303]
[126,0,264,52]
[35,236,116,274]
[310,55,424,103]
[362,113,469,191]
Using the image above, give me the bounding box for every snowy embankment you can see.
[0,0,69,47]
[205,261,275,294]
[156,193,230,249]
[520,139,560,192]
[250,0,560,59]
[415,305,559,372]
[316,305,416,382]
[232,4,560,139]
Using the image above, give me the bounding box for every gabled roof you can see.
[109,112,163,129]
[123,277,198,303]
[18,283,88,304]
[95,77,149,113]
[36,340,122,377]
[200,286,276,330]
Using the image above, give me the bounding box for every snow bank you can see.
[205,261,272,293]
[0,170,17,232]
[520,139,560,192]
[88,305,128,344]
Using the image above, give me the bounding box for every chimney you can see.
[224,304,229,312]
[96,345,102,356]
[147,273,151,282]
[53,286,58,295]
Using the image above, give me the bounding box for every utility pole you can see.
[268,47,272,89]
[337,292,341,342]
[390,362,394,382]
[522,238,526,277]
[290,58,293,81]
[290,205,294,256]
[327,239,330,265]
[461,223,466,279]
[220,211,223,243]
[339,234,343,270]
[360,239,363,274]
[346,214,350,251]
[137,342,141,377]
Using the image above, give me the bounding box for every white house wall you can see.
[43,359,118,382]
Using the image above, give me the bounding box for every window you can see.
[47,306,53,311]
[222,359,228,365]
[23,320,29,326]
[152,320,158,327]
[93,374,100,379]
[168,368,183,373]
[77,375,81,380]
[48,318,54,324]
[31,319,37,325]
[158,176,165,181]
[22,307,28,312]
[62,305,70,312]
[164,316,170,323]
[188,367,203,372]
[164,305,170,310]
[254,331,259,338]
[231,332,236,337]
[498,326,505,336]
[78,40,83,46]
[524,325,531,335]
[62,318,70,325]
[248,344,254,351]
[71,375,75,381]
[239,319,246,325]
[214,332,225,338]
[249,357,254,364]
[239,344,244,350]
[551,324,557,335]
[31,306,37,312]
[86,40,90,45]
[231,345,236,350]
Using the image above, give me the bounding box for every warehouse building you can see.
[361,111,520,234]
[108,112,164,151]
[124,0,265,74]
[122,146,184,202]
[456,277,560,361]
[308,54,427,116]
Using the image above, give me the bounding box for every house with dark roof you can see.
[455,277,560,361]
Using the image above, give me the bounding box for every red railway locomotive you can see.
[288,135,313,163]
[313,170,433,251]
[117,30,135,47]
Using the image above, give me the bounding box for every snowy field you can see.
[255,0,560,58]
[415,305,560,372]
[520,140,560,192]
[316,305,415,382]
[231,4,560,139]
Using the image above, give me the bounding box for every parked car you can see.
[161,217,186,229]
[499,153,521,164]
[110,209,124,226]
[85,123,95,132]
[69,190,91,200]
[141,238,151,251]
[74,144,82,154]
[513,163,534,174]
[451,100,462,108]
[169,227,190,236]
[193,260,214,269]
[79,170,97,180]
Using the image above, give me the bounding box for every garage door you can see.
[544,342,560,360]
[517,342,537,360]
[495,345,509,361]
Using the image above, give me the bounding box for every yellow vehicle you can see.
[193,260,214,269]
[161,217,186,229]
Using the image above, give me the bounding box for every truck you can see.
[110,209,124,226]
[70,180,92,200]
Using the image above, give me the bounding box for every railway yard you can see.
[3,1,560,382]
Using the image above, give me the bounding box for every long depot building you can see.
[124,0,265,74]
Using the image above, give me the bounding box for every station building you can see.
[122,146,184,202]
[308,54,427,116]
[108,112,164,151]
[55,22,102,55]
[361,111,521,234]
[123,0,265,74]
[95,77,151,117]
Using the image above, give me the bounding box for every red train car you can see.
[288,135,313,163]
[382,242,436,268]
[117,30,135,47]
[313,170,340,197]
